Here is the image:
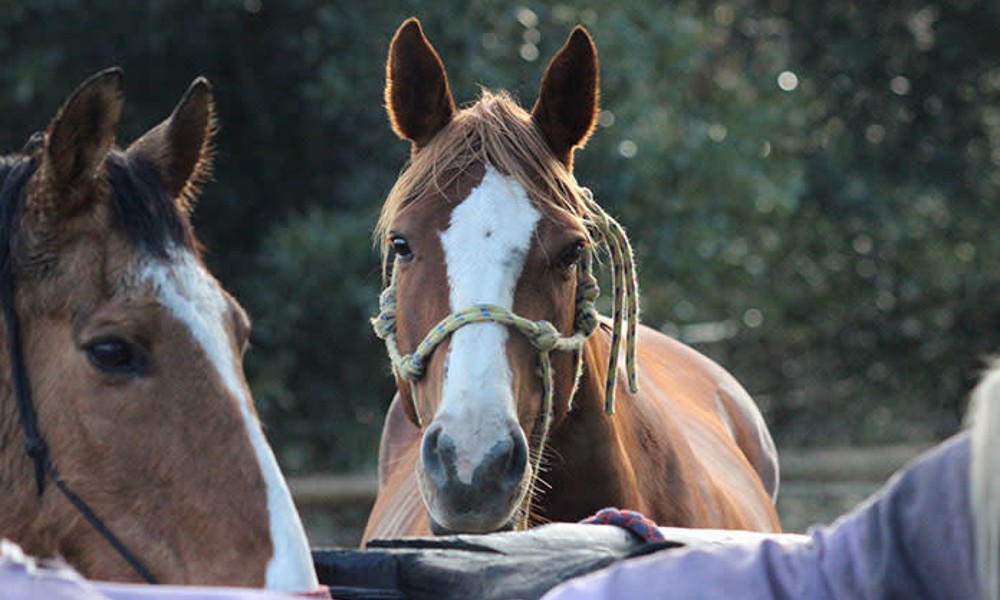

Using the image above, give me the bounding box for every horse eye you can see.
[557,240,586,271]
[391,236,414,261]
[84,337,147,376]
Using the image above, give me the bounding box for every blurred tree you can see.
[0,0,995,472]
[244,208,383,471]
[711,0,1000,444]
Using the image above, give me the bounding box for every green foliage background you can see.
[1,0,996,472]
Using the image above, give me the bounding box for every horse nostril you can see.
[509,433,528,477]
[421,424,457,484]
[502,430,529,485]
[422,424,442,470]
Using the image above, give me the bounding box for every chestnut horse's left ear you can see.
[385,18,456,148]
[127,77,216,213]
[531,27,600,169]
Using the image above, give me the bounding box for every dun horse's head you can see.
[0,70,317,590]
[375,19,603,534]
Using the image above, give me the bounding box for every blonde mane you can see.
[970,361,1000,600]
[375,90,597,271]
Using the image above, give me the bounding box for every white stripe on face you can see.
[436,166,541,484]
[141,250,318,592]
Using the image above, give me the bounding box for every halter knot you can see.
[396,354,426,381]
[371,288,397,341]
[573,276,600,338]
[528,320,562,352]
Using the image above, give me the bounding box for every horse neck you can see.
[544,325,704,525]
[545,327,648,509]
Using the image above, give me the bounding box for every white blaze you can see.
[436,167,540,484]
[141,250,318,592]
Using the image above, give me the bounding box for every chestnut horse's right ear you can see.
[385,18,456,148]
[43,67,124,190]
[531,27,600,170]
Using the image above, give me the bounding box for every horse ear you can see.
[43,67,124,189]
[385,18,456,148]
[531,27,600,169]
[126,77,216,213]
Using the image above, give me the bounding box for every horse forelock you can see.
[0,148,197,287]
[104,150,198,259]
[376,90,597,274]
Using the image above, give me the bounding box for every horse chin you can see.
[425,508,520,535]
[429,515,517,536]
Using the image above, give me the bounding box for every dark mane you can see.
[0,155,39,276]
[105,150,197,258]
[0,149,196,277]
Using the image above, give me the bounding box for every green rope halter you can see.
[372,188,638,413]
[370,187,640,524]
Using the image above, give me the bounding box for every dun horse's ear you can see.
[44,67,124,189]
[127,77,216,213]
[385,18,456,148]
[531,27,600,169]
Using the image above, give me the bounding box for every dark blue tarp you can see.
[313,524,802,600]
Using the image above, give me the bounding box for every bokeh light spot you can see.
[618,139,638,158]
[777,70,799,91]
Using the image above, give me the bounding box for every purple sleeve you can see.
[542,434,975,600]
[0,540,326,600]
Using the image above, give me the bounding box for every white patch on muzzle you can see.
[141,250,318,592]
[436,166,540,484]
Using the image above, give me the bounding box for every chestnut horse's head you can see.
[0,70,317,590]
[374,19,610,534]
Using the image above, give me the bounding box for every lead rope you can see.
[0,158,158,585]
[371,187,639,528]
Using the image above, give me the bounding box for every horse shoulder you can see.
[633,324,780,501]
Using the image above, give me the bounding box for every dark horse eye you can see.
[391,236,414,262]
[557,240,586,271]
[84,337,147,376]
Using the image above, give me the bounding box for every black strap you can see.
[0,254,48,496]
[0,159,47,496]
[46,461,159,583]
[0,158,158,584]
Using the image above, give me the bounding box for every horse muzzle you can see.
[418,420,530,534]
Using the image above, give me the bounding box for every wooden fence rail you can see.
[287,443,934,508]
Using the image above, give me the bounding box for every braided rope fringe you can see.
[580,188,639,414]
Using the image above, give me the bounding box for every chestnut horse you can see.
[363,19,780,542]
[0,69,318,590]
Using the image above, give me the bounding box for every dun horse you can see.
[363,19,780,542]
[0,69,317,590]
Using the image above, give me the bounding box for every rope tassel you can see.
[581,187,640,414]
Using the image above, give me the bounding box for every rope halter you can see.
[371,187,640,525]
